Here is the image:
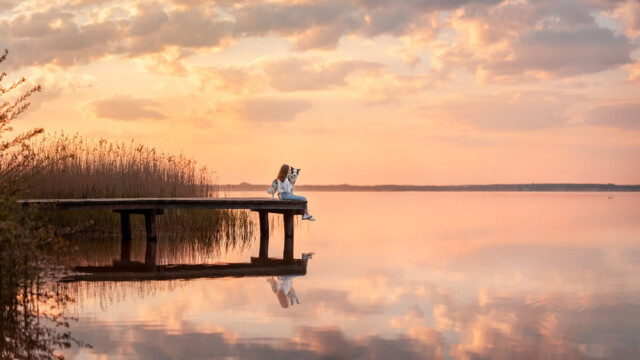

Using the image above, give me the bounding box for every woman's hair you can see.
[277,164,290,182]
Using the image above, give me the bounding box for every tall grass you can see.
[27,133,215,199]
[21,133,255,263]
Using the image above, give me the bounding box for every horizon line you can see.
[224,182,640,187]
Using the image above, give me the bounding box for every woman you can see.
[277,164,315,221]
[267,276,299,308]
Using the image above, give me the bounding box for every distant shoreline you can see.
[222,183,640,192]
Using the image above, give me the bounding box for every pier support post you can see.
[119,212,132,261]
[144,211,158,267]
[259,211,269,259]
[283,211,294,263]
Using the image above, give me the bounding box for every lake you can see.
[58,192,640,359]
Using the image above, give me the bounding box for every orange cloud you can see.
[432,1,636,84]
[88,95,167,121]
[587,101,640,129]
[219,97,311,123]
[422,91,583,130]
[610,0,640,38]
[624,60,640,83]
[263,56,384,91]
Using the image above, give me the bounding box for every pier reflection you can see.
[59,255,313,282]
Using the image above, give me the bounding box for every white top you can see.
[277,178,293,194]
[267,276,293,295]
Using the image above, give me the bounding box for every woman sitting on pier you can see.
[277,164,315,221]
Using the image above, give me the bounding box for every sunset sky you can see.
[2,0,639,185]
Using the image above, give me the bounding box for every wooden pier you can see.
[19,198,307,266]
[59,257,310,282]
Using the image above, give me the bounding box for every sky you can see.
[1,0,639,185]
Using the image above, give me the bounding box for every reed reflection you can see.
[56,209,257,267]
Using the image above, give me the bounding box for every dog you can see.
[267,168,301,199]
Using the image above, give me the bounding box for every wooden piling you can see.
[119,212,132,262]
[259,211,269,259]
[144,211,157,266]
[283,211,294,263]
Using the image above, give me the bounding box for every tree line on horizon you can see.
[224,183,640,191]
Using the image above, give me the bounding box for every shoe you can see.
[302,214,316,221]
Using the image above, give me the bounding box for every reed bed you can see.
[27,133,214,199]
[20,133,255,261]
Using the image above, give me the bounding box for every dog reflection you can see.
[267,276,299,308]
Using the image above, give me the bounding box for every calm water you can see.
[58,192,640,359]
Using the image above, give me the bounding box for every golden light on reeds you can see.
[20,133,255,265]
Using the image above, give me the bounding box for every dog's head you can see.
[288,167,301,184]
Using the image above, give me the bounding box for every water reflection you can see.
[56,208,256,267]
[268,276,300,308]
[54,192,640,359]
[267,253,314,308]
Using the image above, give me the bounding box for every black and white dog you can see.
[267,168,300,199]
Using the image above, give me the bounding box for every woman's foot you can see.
[302,214,315,221]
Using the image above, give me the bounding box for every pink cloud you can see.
[587,101,640,129]
[89,95,167,121]
[0,8,123,69]
[221,97,311,122]
[2,0,637,89]
[433,0,636,84]
[263,56,384,91]
[423,91,581,130]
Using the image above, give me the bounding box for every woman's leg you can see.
[281,193,306,202]
[280,193,310,215]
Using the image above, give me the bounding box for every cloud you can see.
[127,4,234,56]
[0,0,19,11]
[231,0,501,51]
[0,2,234,70]
[132,47,190,76]
[195,56,419,101]
[624,60,640,83]
[484,27,633,80]
[0,8,123,69]
[88,95,167,121]
[24,68,94,110]
[196,65,266,94]
[356,72,433,104]
[587,101,640,129]
[423,91,579,130]
[232,0,361,50]
[222,97,311,122]
[262,56,384,91]
[2,0,637,89]
[609,0,640,37]
[305,288,386,314]
[432,0,637,84]
[128,3,169,37]
[65,322,445,360]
